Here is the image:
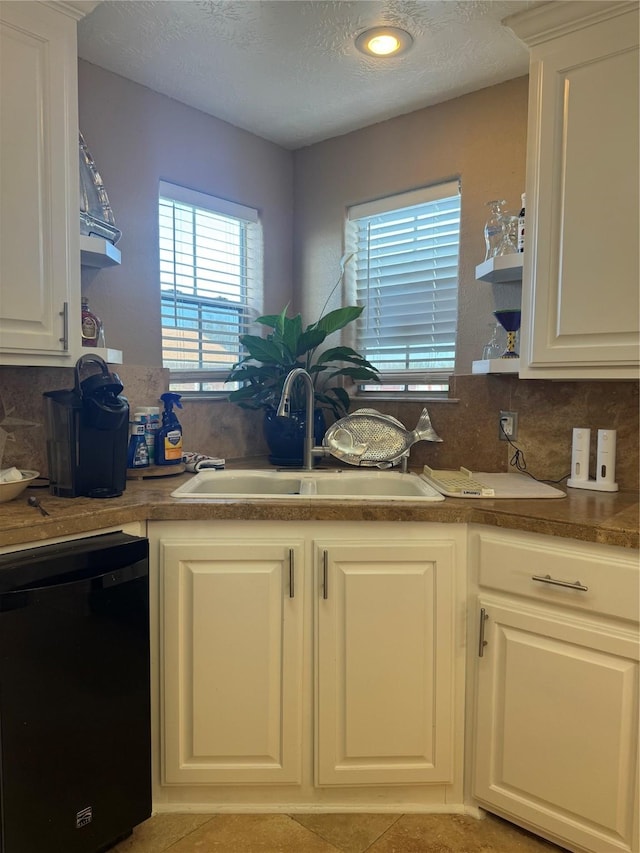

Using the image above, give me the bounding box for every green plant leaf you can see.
[315,346,380,373]
[314,386,353,419]
[313,391,341,420]
[326,366,381,381]
[282,313,303,355]
[239,335,285,364]
[315,305,363,335]
[228,363,267,378]
[226,353,253,372]
[255,313,280,329]
[256,304,291,330]
[296,328,326,356]
[325,386,352,416]
[229,363,283,382]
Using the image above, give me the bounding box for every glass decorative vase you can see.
[484,199,507,260]
[496,214,519,256]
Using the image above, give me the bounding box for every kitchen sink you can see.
[311,472,441,498]
[170,470,445,501]
[171,471,303,496]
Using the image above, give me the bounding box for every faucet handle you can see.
[276,395,291,417]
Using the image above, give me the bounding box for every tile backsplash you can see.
[1,365,637,492]
[0,364,169,475]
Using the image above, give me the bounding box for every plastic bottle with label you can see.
[155,393,183,465]
[127,414,150,468]
[137,406,160,465]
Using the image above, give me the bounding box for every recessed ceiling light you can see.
[355,26,413,58]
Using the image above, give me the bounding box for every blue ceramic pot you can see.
[263,408,326,467]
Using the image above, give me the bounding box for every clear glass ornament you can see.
[496,214,518,256]
[482,322,503,359]
[484,199,507,260]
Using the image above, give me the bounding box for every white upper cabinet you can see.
[0,2,97,366]
[506,1,639,379]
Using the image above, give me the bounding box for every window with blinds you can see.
[158,181,263,393]
[346,180,461,394]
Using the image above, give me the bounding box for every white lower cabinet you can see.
[468,527,640,853]
[160,538,304,785]
[149,520,465,809]
[316,540,455,786]
[150,518,638,836]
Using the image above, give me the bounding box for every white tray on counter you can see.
[422,467,566,499]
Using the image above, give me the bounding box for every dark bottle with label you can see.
[81,296,105,347]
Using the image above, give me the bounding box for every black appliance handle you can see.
[74,354,124,399]
[74,353,111,396]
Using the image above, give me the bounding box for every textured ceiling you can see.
[77,0,541,150]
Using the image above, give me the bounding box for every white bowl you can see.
[0,470,40,504]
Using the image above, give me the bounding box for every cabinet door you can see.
[316,540,455,786]
[161,540,304,784]
[0,2,81,363]
[473,599,639,853]
[519,7,639,378]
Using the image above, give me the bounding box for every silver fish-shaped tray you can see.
[323,407,442,467]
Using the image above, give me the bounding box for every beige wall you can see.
[293,76,529,373]
[79,65,527,373]
[77,60,294,365]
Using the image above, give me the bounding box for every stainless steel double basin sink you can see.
[171,469,444,502]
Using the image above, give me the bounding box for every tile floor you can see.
[110,811,569,852]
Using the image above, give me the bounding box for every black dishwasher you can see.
[0,532,151,853]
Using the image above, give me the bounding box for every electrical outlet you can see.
[499,411,518,441]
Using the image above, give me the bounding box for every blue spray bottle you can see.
[156,392,183,465]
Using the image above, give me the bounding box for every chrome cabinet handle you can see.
[532,574,588,592]
[478,607,488,657]
[59,302,69,350]
[322,550,328,600]
[288,549,295,599]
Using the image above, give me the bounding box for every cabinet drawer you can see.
[471,528,639,623]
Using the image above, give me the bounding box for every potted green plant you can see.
[226,303,380,464]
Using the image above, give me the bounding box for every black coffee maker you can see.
[43,355,129,498]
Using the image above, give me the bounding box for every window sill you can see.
[351,394,459,404]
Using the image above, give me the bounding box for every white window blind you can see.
[346,180,461,390]
[158,181,263,392]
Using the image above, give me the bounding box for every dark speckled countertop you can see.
[0,462,637,550]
